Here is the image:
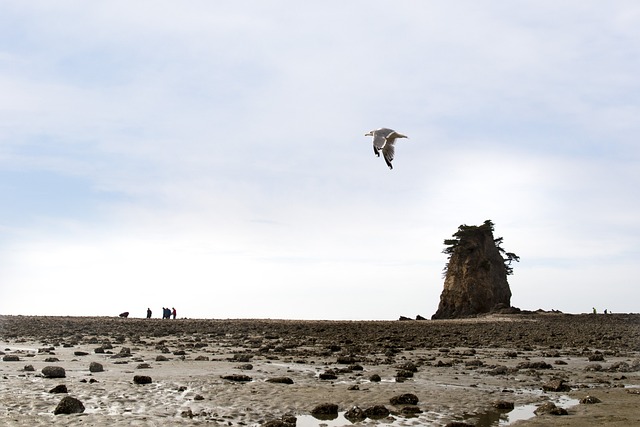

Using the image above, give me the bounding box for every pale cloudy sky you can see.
[1,1,638,319]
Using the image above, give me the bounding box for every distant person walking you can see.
[162,307,169,319]
[146,308,152,319]
[172,307,177,319]
[592,307,597,314]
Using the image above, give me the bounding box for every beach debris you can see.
[89,362,103,372]
[49,384,68,394]
[390,393,419,405]
[133,375,152,384]
[54,396,85,415]
[42,366,66,378]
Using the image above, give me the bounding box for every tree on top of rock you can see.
[433,220,520,319]
[442,220,520,276]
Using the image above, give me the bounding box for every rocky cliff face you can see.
[432,221,513,319]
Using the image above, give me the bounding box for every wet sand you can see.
[1,313,638,426]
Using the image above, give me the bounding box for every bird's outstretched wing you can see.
[382,140,395,169]
[372,133,387,151]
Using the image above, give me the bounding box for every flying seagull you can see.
[364,128,408,170]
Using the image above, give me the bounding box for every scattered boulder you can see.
[319,372,338,380]
[493,400,514,410]
[364,405,390,419]
[396,362,418,372]
[49,384,68,394]
[54,396,85,415]
[23,365,35,372]
[263,413,297,427]
[402,406,423,415]
[221,374,252,382]
[266,377,294,385]
[390,393,419,405]
[3,355,20,362]
[42,366,66,378]
[542,379,571,392]
[580,396,602,404]
[336,355,358,364]
[74,351,89,356]
[311,403,338,420]
[344,405,366,422]
[534,401,568,416]
[517,361,553,370]
[133,375,152,384]
[237,363,253,370]
[155,355,169,362]
[369,374,382,382]
[233,353,252,362]
[118,312,129,318]
[89,362,104,373]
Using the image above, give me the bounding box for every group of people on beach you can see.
[145,307,177,319]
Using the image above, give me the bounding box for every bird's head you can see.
[364,130,374,137]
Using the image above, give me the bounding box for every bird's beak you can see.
[364,132,372,136]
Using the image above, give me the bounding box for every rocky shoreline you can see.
[1,313,639,426]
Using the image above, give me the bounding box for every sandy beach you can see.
[1,313,638,426]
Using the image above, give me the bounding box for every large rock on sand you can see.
[42,366,66,378]
[433,220,515,319]
[54,396,85,415]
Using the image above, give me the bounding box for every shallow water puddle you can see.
[294,395,579,427]
[464,395,580,427]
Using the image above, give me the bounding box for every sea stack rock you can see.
[432,220,518,319]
